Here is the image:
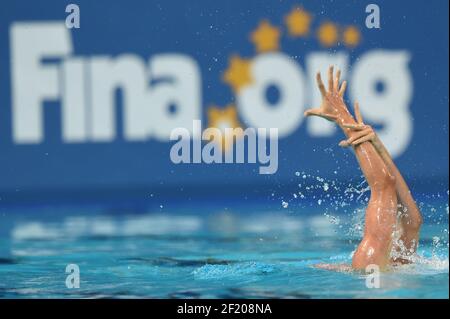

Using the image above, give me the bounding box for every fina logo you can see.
[9,7,412,158]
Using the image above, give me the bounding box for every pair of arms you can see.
[303,66,390,157]
[304,66,422,251]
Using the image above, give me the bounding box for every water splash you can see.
[285,170,449,273]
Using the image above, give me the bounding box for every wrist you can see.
[372,135,383,152]
[336,113,357,136]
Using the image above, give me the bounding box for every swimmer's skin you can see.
[339,105,422,263]
[304,66,422,271]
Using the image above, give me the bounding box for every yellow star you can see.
[207,104,243,152]
[285,7,312,37]
[250,20,281,53]
[223,55,253,93]
[342,26,361,47]
[317,22,338,47]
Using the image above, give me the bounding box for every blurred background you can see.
[0,0,448,208]
[0,0,448,298]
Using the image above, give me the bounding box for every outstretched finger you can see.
[334,69,341,91]
[342,123,366,130]
[339,139,351,148]
[341,129,372,145]
[304,108,337,121]
[338,81,347,96]
[328,66,334,91]
[316,72,327,97]
[351,133,376,146]
[304,108,322,117]
[354,101,364,124]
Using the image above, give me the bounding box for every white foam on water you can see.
[12,222,62,240]
[12,248,60,257]
[389,255,449,275]
[11,214,203,240]
[240,215,303,233]
[122,215,202,236]
[307,215,335,236]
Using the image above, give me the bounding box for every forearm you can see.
[371,136,422,226]
[334,112,391,188]
[335,108,419,215]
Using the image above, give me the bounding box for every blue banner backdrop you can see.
[0,0,448,204]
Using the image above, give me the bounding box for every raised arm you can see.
[305,66,399,270]
[339,104,422,255]
[304,66,393,189]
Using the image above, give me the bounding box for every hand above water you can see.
[304,65,349,123]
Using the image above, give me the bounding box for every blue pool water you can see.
[0,195,448,299]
